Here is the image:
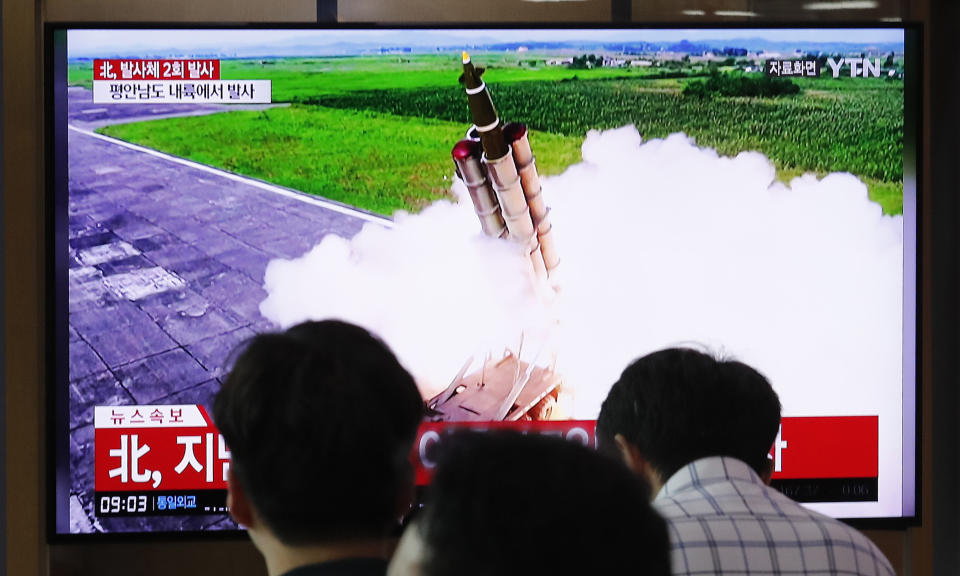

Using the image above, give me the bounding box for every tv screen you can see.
[48,24,919,536]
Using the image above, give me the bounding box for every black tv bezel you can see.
[45,21,923,542]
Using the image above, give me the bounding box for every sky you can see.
[68,28,906,58]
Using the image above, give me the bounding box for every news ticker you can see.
[91,59,271,104]
[94,490,228,517]
[771,478,879,503]
[92,405,880,516]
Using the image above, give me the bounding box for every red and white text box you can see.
[94,405,230,492]
[94,406,879,494]
[94,59,220,81]
[91,80,272,104]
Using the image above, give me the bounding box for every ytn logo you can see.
[826,57,883,78]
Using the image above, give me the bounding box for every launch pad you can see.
[427,53,564,422]
[427,350,561,422]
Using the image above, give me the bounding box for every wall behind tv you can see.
[5,0,43,575]
[4,0,955,574]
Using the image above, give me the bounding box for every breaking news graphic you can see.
[93,405,229,519]
[51,26,917,535]
[91,58,271,104]
[90,412,881,520]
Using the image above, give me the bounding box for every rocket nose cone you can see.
[452,139,481,160]
[461,59,481,90]
[503,122,528,143]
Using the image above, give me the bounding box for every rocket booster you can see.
[452,139,507,239]
[503,122,560,275]
[460,52,508,161]
[452,52,559,281]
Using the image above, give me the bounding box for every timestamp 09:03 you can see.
[99,494,148,514]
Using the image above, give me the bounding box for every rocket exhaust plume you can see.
[261,125,902,425]
[262,55,901,428]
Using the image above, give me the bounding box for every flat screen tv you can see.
[47,23,920,537]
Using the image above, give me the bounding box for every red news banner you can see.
[768,415,880,503]
[95,405,230,492]
[773,416,879,479]
[91,59,271,104]
[93,407,879,516]
[94,59,220,81]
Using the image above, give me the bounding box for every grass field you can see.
[99,105,584,216]
[311,77,903,184]
[74,53,905,216]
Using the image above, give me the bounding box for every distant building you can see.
[630,60,654,67]
[603,56,626,67]
[546,57,574,66]
[657,52,687,62]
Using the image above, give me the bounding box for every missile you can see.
[458,52,546,280]
[460,51,508,161]
[503,122,560,276]
[452,139,507,239]
[435,54,565,423]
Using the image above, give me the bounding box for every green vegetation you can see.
[307,76,904,187]
[68,62,92,88]
[570,54,603,69]
[73,52,904,216]
[775,167,901,216]
[683,71,801,98]
[98,105,582,216]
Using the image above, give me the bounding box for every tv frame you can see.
[45,21,923,542]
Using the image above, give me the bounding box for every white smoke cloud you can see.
[261,126,903,423]
[260,199,552,400]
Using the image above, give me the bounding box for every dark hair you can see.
[213,320,424,544]
[417,431,670,576]
[596,347,781,482]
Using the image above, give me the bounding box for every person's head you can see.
[596,347,781,490]
[213,320,424,547]
[388,431,671,576]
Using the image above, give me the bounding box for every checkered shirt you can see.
[654,457,894,576]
